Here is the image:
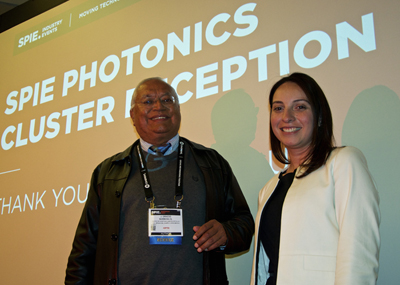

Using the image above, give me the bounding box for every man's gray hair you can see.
[130,77,177,110]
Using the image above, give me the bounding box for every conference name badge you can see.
[148,208,183,245]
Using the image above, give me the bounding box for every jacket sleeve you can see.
[65,165,102,285]
[333,146,380,284]
[218,155,255,254]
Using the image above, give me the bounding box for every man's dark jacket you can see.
[65,137,254,285]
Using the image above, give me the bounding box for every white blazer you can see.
[251,146,380,285]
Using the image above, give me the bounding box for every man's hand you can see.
[192,219,227,253]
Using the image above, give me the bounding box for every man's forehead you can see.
[138,91,172,97]
[136,82,177,101]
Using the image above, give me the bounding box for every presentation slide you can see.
[0,0,399,284]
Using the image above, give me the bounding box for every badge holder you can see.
[148,207,183,245]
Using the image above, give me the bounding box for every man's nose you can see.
[152,98,167,110]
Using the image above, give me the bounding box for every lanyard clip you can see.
[175,195,183,209]
[146,197,155,208]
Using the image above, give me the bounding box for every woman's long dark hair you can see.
[269,72,335,178]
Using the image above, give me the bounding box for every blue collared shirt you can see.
[140,134,179,156]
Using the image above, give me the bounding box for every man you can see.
[65,77,254,285]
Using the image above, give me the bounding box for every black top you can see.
[259,171,296,285]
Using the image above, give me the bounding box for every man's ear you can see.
[130,109,135,125]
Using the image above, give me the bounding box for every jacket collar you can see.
[110,139,140,165]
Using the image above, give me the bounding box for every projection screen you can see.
[0,0,399,284]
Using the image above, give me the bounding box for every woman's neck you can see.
[287,147,310,172]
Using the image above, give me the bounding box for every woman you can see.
[251,73,380,285]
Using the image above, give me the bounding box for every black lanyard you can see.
[136,139,185,208]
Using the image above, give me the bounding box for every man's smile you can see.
[151,116,168,121]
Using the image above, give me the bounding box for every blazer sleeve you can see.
[333,146,380,284]
[65,165,101,285]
